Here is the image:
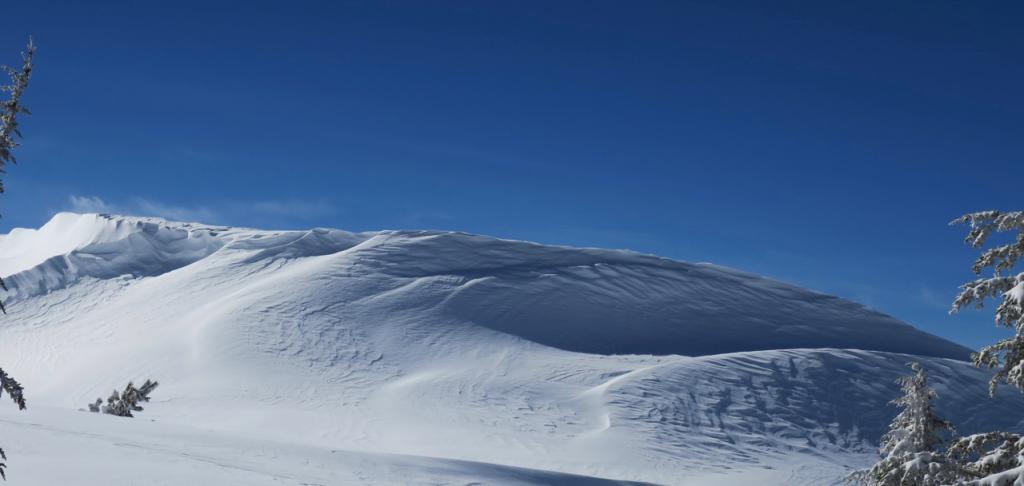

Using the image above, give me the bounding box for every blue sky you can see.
[1,1,1022,349]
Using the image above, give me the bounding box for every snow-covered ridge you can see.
[0,212,969,359]
[0,213,217,276]
[0,213,225,301]
[0,212,996,484]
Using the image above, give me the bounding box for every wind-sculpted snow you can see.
[0,213,1002,484]
[0,214,224,301]
[595,350,1024,475]
[0,213,970,359]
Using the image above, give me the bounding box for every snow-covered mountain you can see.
[0,212,1016,485]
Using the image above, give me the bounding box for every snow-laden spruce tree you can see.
[87,380,159,418]
[0,38,33,195]
[0,38,34,315]
[951,211,1024,395]
[937,210,1024,484]
[0,39,34,481]
[0,369,25,480]
[846,362,958,486]
[945,432,1024,484]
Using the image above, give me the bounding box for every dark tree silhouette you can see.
[0,38,34,480]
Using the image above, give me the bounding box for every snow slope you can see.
[0,407,651,486]
[0,212,1012,485]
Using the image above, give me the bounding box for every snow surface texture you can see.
[0,213,1015,485]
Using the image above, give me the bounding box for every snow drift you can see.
[0,213,1009,485]
[0,212,969,357]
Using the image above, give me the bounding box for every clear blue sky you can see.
[1,1,1021,350]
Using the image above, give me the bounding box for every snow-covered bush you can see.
[846,362,957,486]
[88,380,159,418]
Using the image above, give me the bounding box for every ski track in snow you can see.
[0,213,1014,485]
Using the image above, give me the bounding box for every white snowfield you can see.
[0,212,1016,485]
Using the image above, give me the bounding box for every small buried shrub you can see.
[88,379,159,418]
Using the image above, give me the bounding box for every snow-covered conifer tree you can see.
[846,362,957,486]
[0,38,34,481]
[0,38,33,315]
[0,38,34,194]
[940,210,1024,484]
[951,211,1024,396]
[945,432,1024,483]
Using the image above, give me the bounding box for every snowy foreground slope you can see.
[0,212,1017,485]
